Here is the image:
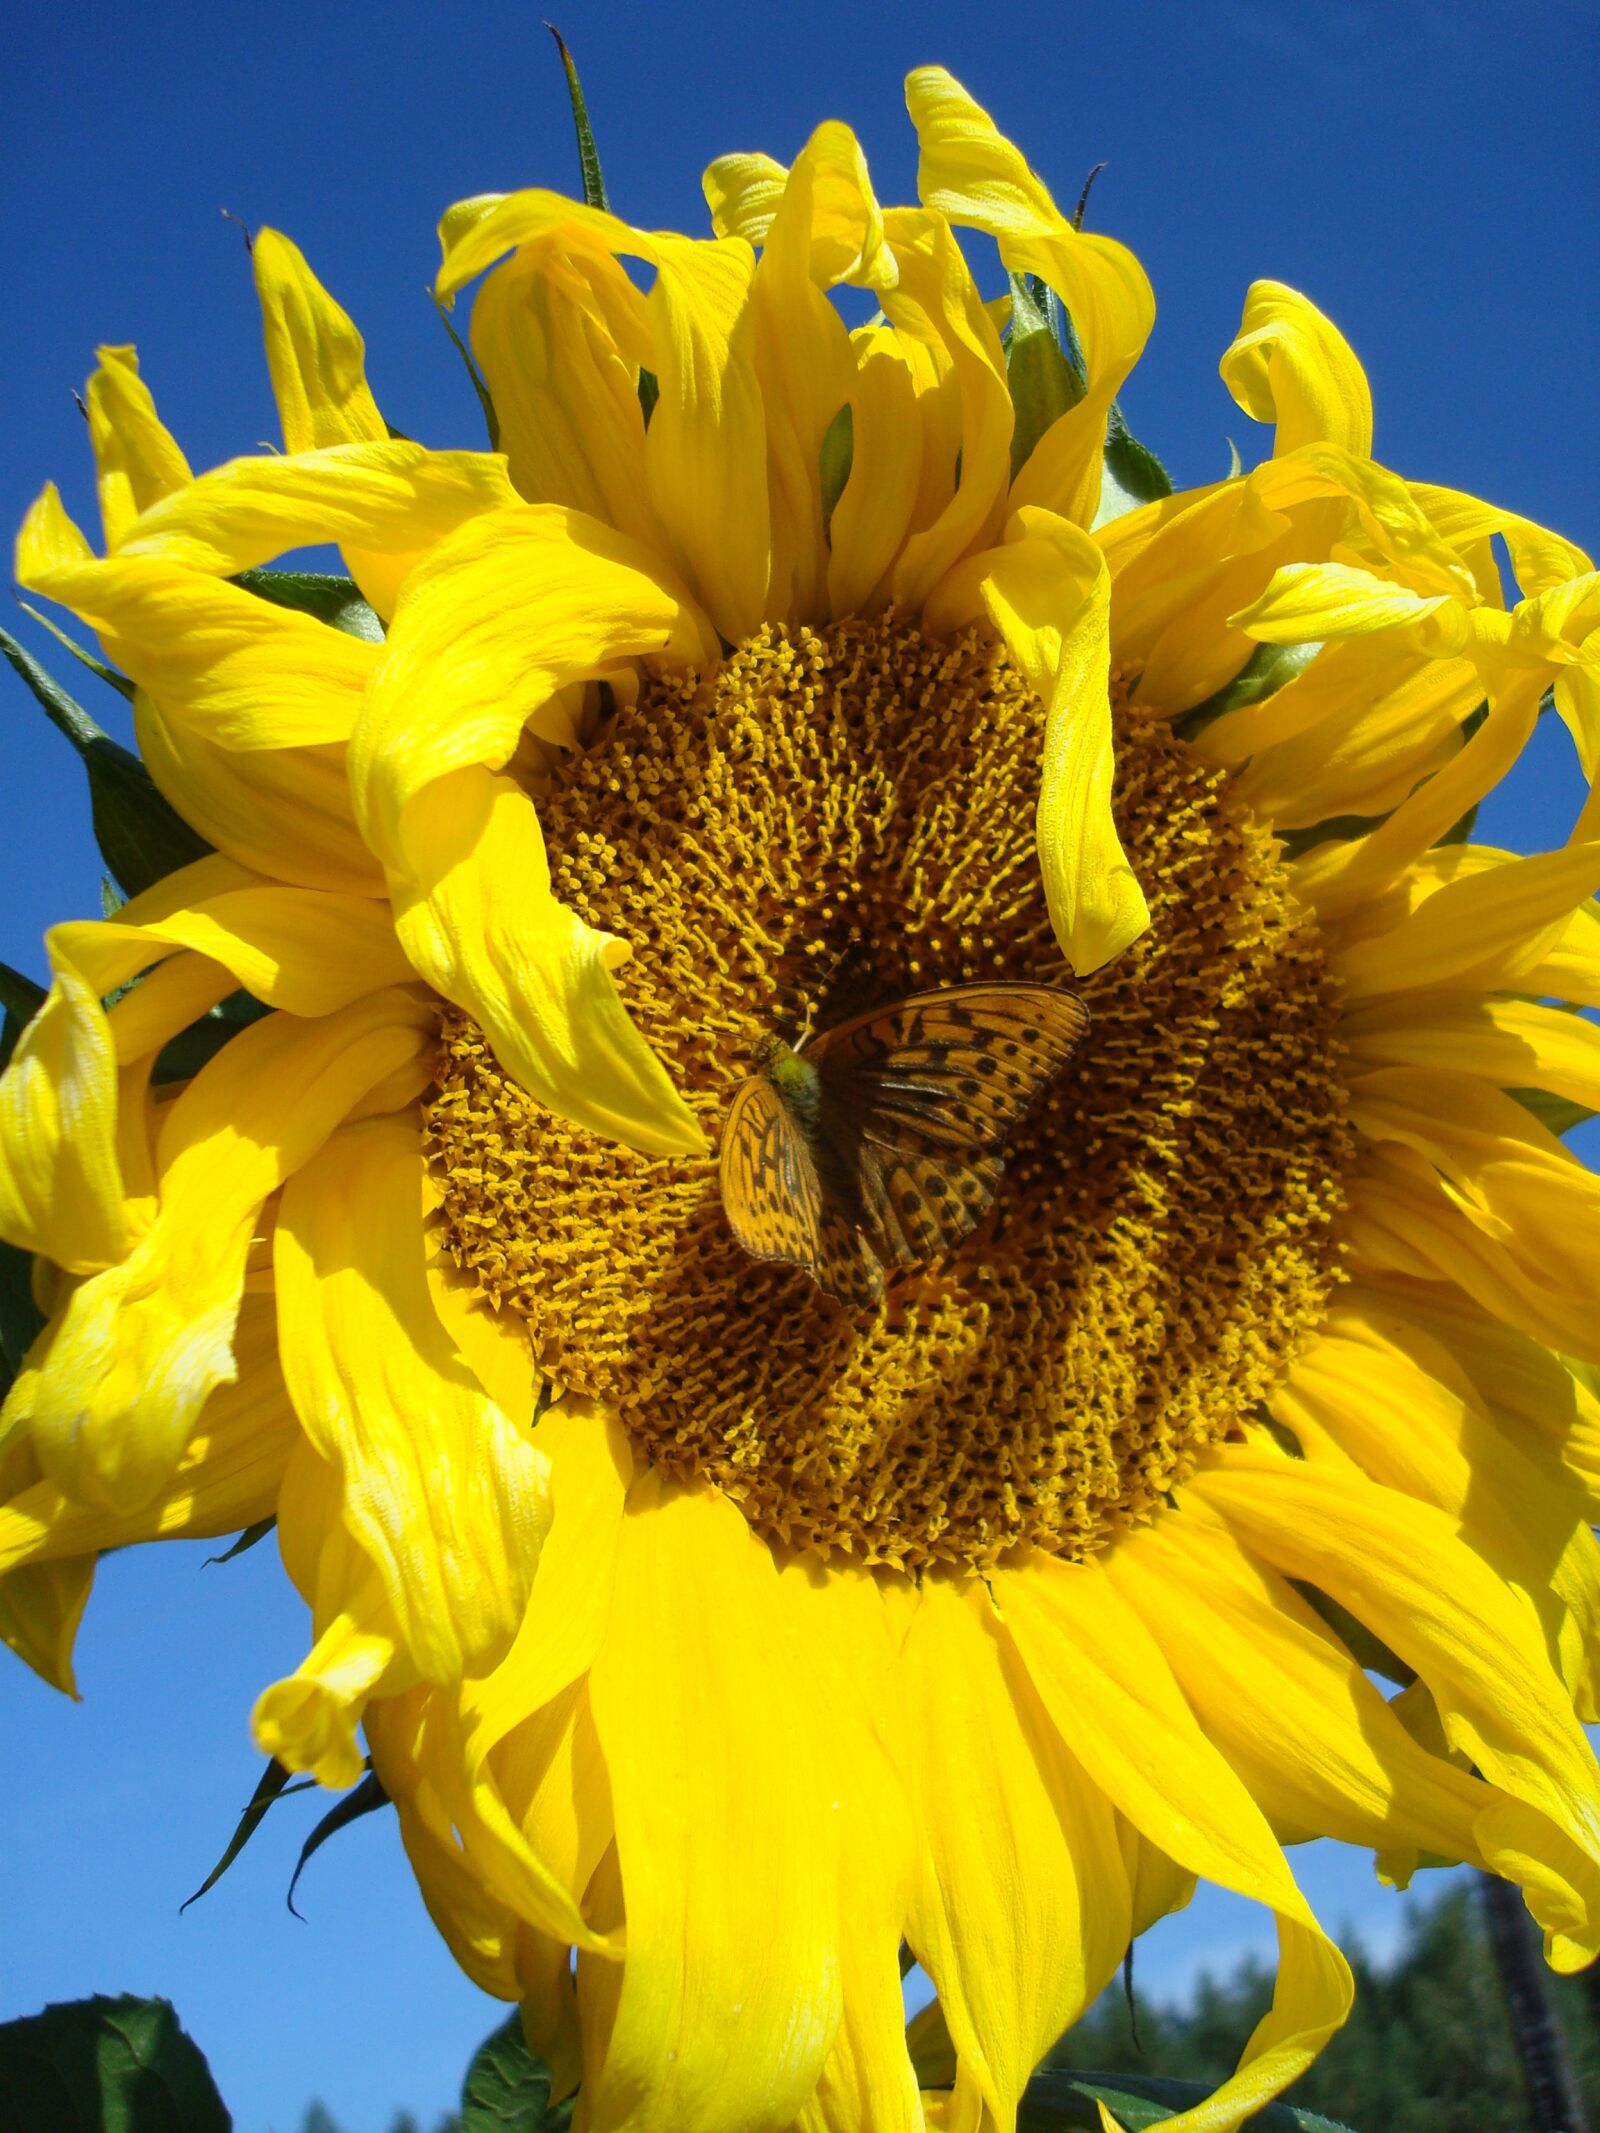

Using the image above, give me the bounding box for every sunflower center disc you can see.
[425,616,1354,1573]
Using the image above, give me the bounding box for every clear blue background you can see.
[3,1,1598,2127]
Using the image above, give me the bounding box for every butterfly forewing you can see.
[811,983,1089,1154]
[719,981,1086,1305]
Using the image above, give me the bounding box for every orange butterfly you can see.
[719,982,1089,1305]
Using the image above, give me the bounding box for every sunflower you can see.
[4,63,1600,2133]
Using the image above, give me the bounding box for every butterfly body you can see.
[720,982,1089,1306]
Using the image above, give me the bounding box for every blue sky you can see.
[3,1,1598,2127]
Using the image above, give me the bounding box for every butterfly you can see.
[718,981,1089,1306]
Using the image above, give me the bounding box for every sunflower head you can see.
[3,53,1600,2133]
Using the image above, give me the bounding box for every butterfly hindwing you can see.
[721,1074,884,1304]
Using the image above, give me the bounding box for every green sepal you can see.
[16,601,135,701]
[1007,272,1085,482]
[1291,1578,1416,1687]
[638,367,660,426]
[202,1517,276,1568]
[431,294,500,450]
[150,990,272,1088]
[1510,1087,1597,1138]
[548,24,610,213]
[1177,639,1324,742]
[231,568,383,643]
[179,1758,313,1913]
[820,404,854,542]
[0,1994,230,2133]
[0,625,212,897]
[459,2013,575,2131]
[1018,2069,1354,2130]
[285,1766,390,1919]
[1093,403,1174,529]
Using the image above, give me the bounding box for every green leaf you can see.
[16,601,135,701]
[432,294,500,450]
[1510,1086,1598,1138]
[0,1994,231,2133]
[231,568,383,643]
[1018,2068,1354,2131]
[637,366,659,426]
[286,1767,391,1919]
[547,24,609,212]
[1,625,213,897]
[1093,403,1173,529]
[459,2013,574,2131]
[202,1517,276,1568]
[820,403,854,541]
[180,1759,312,1912]
[1007,272,1085,481]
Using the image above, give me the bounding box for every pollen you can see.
[424,615,1353,1573]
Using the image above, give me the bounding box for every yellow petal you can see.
[85,346,192,551]
[1334,841,1600,996]
[1230,561,1462,649]
[134,696,383,896]
[827,325,955,622]
[1188,1453,1600,1962]
[1220,282,1374,458]
[16,531,375,752]
[1408,483,1592,600]
[582,1471,841,2132]
[1000,1552,1355,2131]
[893,1574,1129,2126]
[906,66,1154,529]
[456,1396,633,1757]
[927,505,1147,973]
[438,192,770,642]
[1106,1511,1488,1864]
[275,1117,551,1684]
[737,125,867,620]
[1348,1068,1600,1363]
[470,233,663,553]
[780,1563,922,2133]
[1280,1320,1600,1718]
[108,441,516,622]
[353,504,714,1156]
[871,207,1012,611]
[252,227,387,453]
[0,1557,94,1696]
[0,955,131,1271]
[1230,654,1480,828]
[0,1294,295,1573]
[13,989,433,1514]
[1293,669,1550,920]
[1344,992,1600,1114]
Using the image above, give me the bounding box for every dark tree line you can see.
[1054,1878,1600,2130]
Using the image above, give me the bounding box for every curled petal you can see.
[1220,282,1374,459]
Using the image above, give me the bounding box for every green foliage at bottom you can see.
[0,1995,230,2133]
